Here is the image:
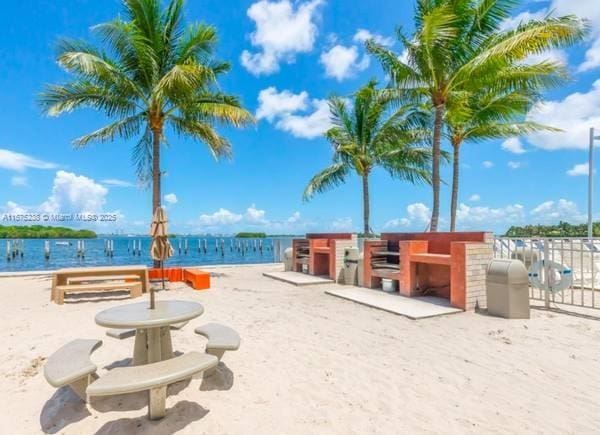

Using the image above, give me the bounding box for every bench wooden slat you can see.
[54,281,142,304]
[68,275,141,284]
[86,352,217,397]
[44,339,102,387]
[56,282,142,292]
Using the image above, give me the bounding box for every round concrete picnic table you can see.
[95,300,204,365]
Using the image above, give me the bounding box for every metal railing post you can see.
[543,240,551,309]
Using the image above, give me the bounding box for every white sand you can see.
[1,263,599,434]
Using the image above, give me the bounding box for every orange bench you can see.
[183,269,210,290]
[149,267,183,282]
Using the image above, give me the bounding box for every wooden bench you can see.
[194,323,240,376]
[54,281,143,305]
[183,269,210,290]
[52,265,150,302]
[44,339,102,401]
[86,352,217,420]
[106,322,189,340]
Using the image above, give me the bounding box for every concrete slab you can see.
[325,286,463,319]
[263,271,334,286]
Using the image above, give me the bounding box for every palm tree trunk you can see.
[430,103,444,232]
[152,128,161,269]
[362,174,370,236]
[450,141,460,232]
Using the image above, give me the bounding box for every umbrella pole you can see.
[161,260,166,291]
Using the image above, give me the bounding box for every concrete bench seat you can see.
[106,321,189,340]
[86,351,217,420]
[194,323,240,376]
[44,339,102,401]
[54,281,142,305]
[409,253,452,265]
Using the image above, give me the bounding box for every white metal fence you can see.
[494,237,600,310]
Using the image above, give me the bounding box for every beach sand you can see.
[1,263,599,434]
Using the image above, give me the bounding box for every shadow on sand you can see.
[200,362,234,391]
[40,355,235,433]
[94,401,209,435]
[39,388,91,434]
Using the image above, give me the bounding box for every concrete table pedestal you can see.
[96,300,204,364]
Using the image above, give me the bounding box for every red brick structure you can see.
[292,233,357,282]
[363,232,493,310]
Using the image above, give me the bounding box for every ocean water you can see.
[0,236,292,272]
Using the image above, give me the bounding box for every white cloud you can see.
[246,204,268,224]
[164,193,178,204]
[331,217,354,231]
[320,44,369,81]
[0,149,57,172]
[198,208,243,226]
[256,87,331,139]
[523,48,568,67]
[384,202,431,229]
[2,201,27,215]
[469,194,481,202]
[526,79,600,150]
[398,49,409,65]
[240,0,324,75]
[457,203,526,228]
[549,0,600,72]
[566,162,593,176]
[502,137,526,154]
[530,198,586,223]
[482,160,494,168]
[102,178,134,187]
[353,29,394,47]
[40,170,108,214]
[508,161,524,169]
[499,10,547,31]
[384,217,411,228]
[10,176,28,187]
[407,203,431,224]
[579,36,600,72]
[275,99,330,138]
[287,211,301,223]
[256,87,308,121]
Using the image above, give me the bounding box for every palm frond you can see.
[73,113,146,147]
[303,163,350,201]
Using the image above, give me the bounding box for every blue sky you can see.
[0,0,599,235]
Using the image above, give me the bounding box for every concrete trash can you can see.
[486,259,530,319]
[343,247,360,285]
[283,247,293,272]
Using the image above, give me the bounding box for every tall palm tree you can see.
[303,80,432,236]
[446,87,560,231]
[367,0,586,231]
[40,0,254,220]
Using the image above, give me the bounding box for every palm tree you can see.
[303,80,432,236]
[40,0,254,221]
[366,0,586,231]
[446,87,560,231]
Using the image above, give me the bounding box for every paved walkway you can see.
[263,271,334,286]
[325,286,462,319]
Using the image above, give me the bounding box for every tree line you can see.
[505,222,600,237]
[0,225,97,239]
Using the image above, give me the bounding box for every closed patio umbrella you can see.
[150,207,174,309]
